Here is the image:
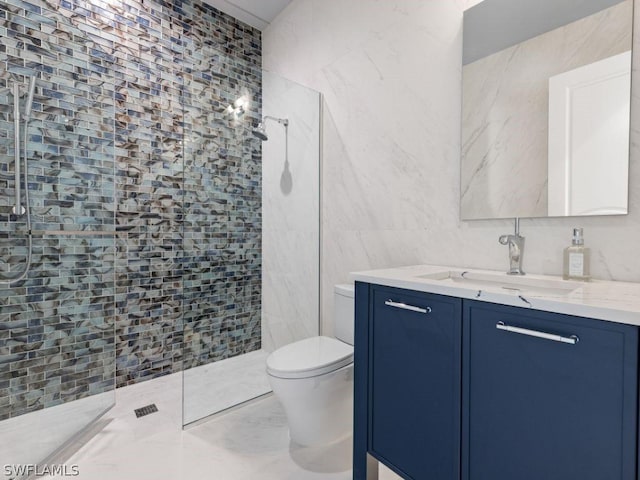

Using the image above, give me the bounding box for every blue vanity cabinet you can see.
[462,300,638,480]
[354,283,639,480]
[367,284,462,479]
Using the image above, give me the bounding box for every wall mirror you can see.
[461,0,633,220]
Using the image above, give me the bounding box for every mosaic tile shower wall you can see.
[0,0,262,419]
[0,0,117,420]
[114,0,262,385]
[181,14,262,372]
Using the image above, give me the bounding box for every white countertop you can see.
[351,264,640,326]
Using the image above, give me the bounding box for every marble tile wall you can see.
[261,70,320,353]
[0,0,262,419]
[263,0,640,337]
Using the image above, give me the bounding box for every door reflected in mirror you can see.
[461,0,632,220]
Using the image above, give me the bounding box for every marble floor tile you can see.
[38,374,348,480]
[5,354,401,480]
[37,369,402,480]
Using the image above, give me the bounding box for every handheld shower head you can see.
[23,75,37,120]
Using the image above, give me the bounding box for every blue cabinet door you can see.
[370,285,462,480]
[463,301,638,480]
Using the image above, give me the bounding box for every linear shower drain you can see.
[134,403,158,418]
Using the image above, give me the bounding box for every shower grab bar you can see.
[13,83,21,216]
[40,230,116,236]
[7,230,117,237]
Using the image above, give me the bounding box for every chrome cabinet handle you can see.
[496,321,579,345]
[385,300,432,314]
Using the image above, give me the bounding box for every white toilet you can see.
[266,284,354,447]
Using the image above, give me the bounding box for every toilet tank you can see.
[334,284,355,345]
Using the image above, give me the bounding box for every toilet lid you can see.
[266,336,354,379]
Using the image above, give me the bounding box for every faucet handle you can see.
[498,234,511,245]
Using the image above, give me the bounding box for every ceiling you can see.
[203,0,293,30]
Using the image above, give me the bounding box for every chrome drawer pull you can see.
[385,300,432,314]
[496,321,579,345]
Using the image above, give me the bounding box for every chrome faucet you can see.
[499,218,525,275]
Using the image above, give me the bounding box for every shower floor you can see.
[0,349,271,469]
[0,391,113,468]
[183,349,272,424]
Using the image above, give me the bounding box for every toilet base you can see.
[268,363,354,447]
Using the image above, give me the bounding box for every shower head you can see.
[23,75,37,120]
[252,116,288,142]
[252,123,268,141]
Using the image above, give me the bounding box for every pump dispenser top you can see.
[572,228,584,246]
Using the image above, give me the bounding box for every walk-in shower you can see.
[0,75,37,286]
[2,1,320,473]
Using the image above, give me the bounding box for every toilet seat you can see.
[266,336,354,379]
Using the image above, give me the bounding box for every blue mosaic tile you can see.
[0,0,261,418]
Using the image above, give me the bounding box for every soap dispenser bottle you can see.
[563,228,590,281]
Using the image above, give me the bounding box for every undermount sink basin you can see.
[416,269,582,295]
